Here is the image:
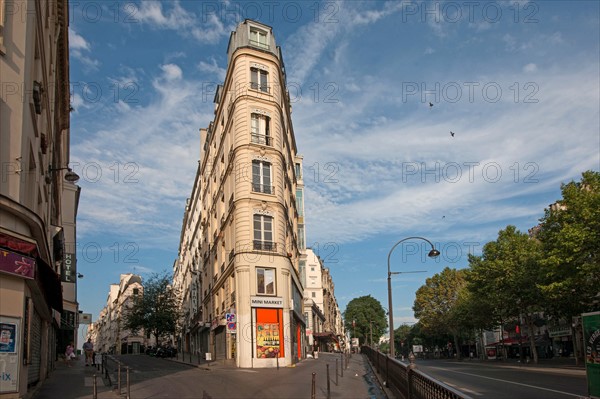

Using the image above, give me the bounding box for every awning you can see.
[36,257,63,313]
[313,332,339,342]
[486,337,529,346]
[0,232,63,313]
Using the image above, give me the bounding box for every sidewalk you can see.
[30,356,115,399]
[167,351,387,398]
[165,351,236,370]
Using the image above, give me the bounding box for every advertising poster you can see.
[256,323,280,358]
[0,317,20,393]
[583,312,600,399]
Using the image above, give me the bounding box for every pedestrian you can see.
[83,338,94,366]
[65,342,75,367]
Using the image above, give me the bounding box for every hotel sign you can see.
[61,253,76,282]
[250,296,283,308]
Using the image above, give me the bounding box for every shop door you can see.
[215,327,226,360]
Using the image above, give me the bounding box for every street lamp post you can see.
[388,237,440,358]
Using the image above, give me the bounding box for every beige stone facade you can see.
[175,20,305,368]
[90,274,150,354]
[0,0,78,397]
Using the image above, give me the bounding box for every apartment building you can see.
[175,20,305,368]
[0,1,79,397]
[303,249,345,353]
[91,274,149,354]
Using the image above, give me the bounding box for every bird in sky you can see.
[450,131,455,137]
[429,102,434,108]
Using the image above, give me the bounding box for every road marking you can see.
[430,366,583,398]
[443,380,483,396]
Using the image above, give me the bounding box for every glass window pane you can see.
[257,268,265,294]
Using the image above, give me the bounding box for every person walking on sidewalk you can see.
[65,343,75,367]
[83,338,94,366]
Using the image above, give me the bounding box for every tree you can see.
[536,170,600,318]
[343,295,387,347]
[466,225,544,363]
[123,271,182,347]
[413,267,467,358]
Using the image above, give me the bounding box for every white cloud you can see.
[523,63,538,73]
[136,1,231,44]
[197,57,226,81]
[69,27,99,71]
[160,64,183,81]
[69,27,90,51]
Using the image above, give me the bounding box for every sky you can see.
[69,0,600,343]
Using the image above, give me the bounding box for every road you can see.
[413,359,588,399]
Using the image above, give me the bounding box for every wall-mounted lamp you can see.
[48,166,80,183]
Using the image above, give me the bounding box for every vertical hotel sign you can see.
[61,253,76,282]
[0,250,35,279]
[584,311,600,399]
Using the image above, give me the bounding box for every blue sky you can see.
[69,1,600,341]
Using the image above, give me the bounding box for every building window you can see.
[295,163,302,180]
[249,28,269,50]
[253,214,275,251]
[298,225,305,250]
[251,68,269,93]
[296,189,304,217]
[257,268,276,295]
[251,114,271,146]
[252,160,272,194]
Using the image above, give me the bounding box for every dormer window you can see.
[250,28,269,50]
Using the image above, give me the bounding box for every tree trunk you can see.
[453,333,461,360]
[524,315,539,363]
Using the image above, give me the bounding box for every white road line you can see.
[442,380,483,396]
[429,366,583,398]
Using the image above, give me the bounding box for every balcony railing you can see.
[252,183,273,194]
[251,133,272,146]
[253,240,277,251]
[249,39,270,50]
[250,82,270,93]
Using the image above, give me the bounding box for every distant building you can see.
[1,0,79,396]
[303,249,345,352]
[90,274,150,354]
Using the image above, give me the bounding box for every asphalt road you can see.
[414,359,588,399]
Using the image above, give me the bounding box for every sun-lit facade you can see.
[175,19,305,368]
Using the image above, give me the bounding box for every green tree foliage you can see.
[536,170,600,317]
[466,225,543,362]
[413,267,467,358]
[123,271,182,346]
[343,295,387,346]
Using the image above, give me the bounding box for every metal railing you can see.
[362,346,471,399]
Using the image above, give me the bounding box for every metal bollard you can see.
[335,359,339,386]
[189,350,192,363]
[117,364,121,395]
[311,372,316,399]
[326,364,331,399]
[277,355,279,370]
[126,366,131,399]
[340,354,344,377]
[93,374,97,399]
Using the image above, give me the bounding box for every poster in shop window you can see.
[256,323,280,358]
[583,311,600,399]
[0,317,20,393]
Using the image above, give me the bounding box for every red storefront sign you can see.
[0,249,35,279]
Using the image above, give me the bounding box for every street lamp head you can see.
[427,248,441,257]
